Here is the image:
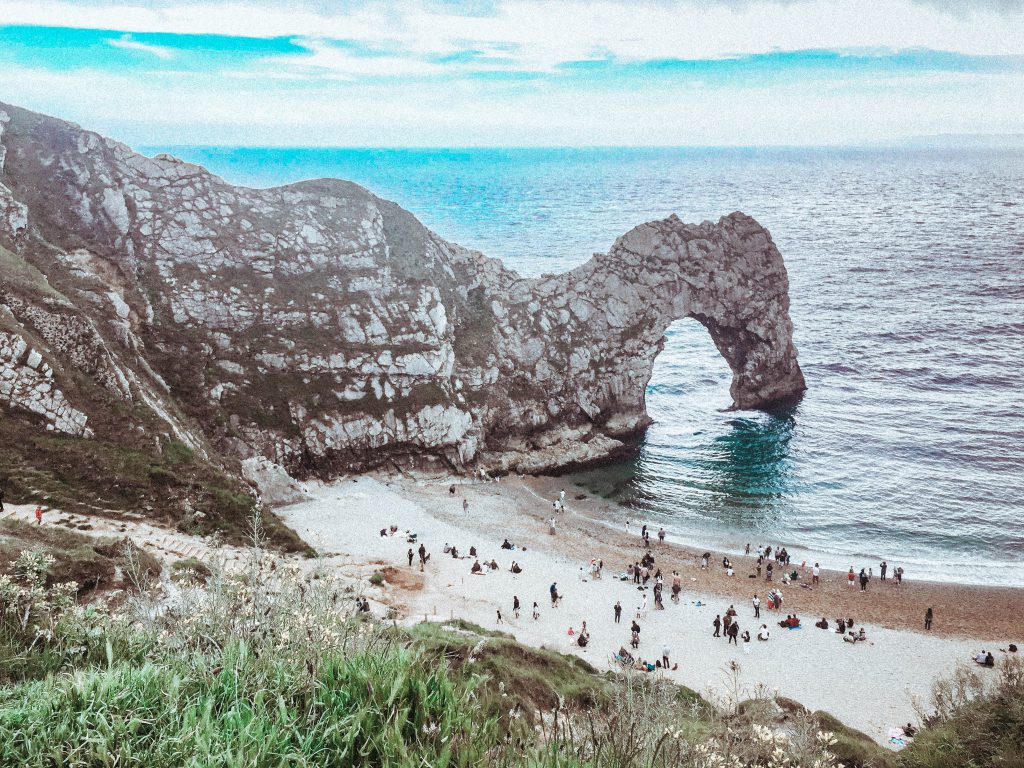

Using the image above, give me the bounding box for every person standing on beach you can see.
[658,527,666,545]
[550,582,559,607]
[614,601,622,623]
[497,610,503,624]
[925,607,933,630]
[34,506,43,525]
[859,568,869,592]
[462,498,469,513]
[713,614,721,637]
[407,548,414,567]
[532,602,539,620]
[765,562,773,581]
[880,561,888,581]
[418,543,427,571]
[548,517,556,535]
[513,596,521,619]
[662,643,671,669]
[728,621,739,645]
[847,567,856,587]
[812,563,820,586]
[752,594,761,619]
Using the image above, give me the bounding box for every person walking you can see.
[713,614,721,637]
[614,600,622,624]
[462,498,469,512]
[407,548,414,567]
[513,596,521,619]
[34,505,43,526]
[550,582,559,607]
[728,621,739,645]
[418,543,427,571]
[924,607,933,631]
[752,593,761,619]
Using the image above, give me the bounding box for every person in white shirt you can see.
[812,563,821,586]
[752,594,761,618]
[758,625,770,641]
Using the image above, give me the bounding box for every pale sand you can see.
[277,474,1019,747]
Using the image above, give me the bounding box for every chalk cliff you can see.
[0,101,805,489]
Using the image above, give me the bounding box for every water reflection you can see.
[572,404,799,534]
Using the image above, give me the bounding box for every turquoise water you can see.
[146,146,1024,586]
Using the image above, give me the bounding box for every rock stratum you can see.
[0,100,805,496]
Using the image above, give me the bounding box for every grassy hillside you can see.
[0,418,308,552]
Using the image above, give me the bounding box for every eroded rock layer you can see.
[0,101,805,479]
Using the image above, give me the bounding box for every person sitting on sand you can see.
[443,542,451,553]
[758,625,770,641]
[450,546,459,559]
[567,626,575,636]
[501,538,513,550]
[469,546,477,557]
[471,560,483,574]
[488,559,499,571]
[510,561,523,574]
[722,556,731,569]
[577,633,589,648]
[779,615,793,628]
[975,650,995,667]
[815,617,829,630]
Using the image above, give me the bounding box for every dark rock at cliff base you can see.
[0,100,805,485]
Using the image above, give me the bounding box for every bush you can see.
[170,557,212,585]
[901,657,1024,768]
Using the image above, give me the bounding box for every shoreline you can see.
[504,472,1024,641]
[276,471,1022,746]
[559,468,1024,590]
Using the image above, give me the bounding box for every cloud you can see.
[2,0,1024,65]
[107,33,174,58]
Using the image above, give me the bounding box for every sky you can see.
[0,0,1022,146]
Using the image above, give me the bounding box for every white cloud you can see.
[2,60,1020,147]
[2,0,1023,66]
[107,33,174,59]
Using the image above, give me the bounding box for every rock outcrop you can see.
[0,100,804,483]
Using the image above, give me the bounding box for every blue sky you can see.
[0,0,1022,146]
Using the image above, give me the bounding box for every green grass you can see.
[0,419,309,553]
[0,641,497,768]
[0,245,64,300]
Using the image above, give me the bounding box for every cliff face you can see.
[0,101,805,484]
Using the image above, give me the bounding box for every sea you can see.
[144,145,1024,587]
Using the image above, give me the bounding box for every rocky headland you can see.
[0,100,804,525]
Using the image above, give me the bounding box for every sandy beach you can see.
[276,472,1023,747]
